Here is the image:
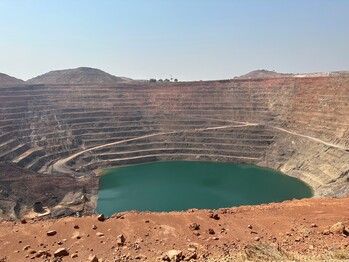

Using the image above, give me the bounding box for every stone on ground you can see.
[54,247,69,257]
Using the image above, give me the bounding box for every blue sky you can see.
[0,0,348,80]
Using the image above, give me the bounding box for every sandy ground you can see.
[0,197,348,261]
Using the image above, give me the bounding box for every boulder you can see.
[47,230,57,236]
[163,250,183,261]
[330,222,345,234]
[184,252,197,261]
[33,201,44,213]
[97,214,105,222]
[209,213,220,220]
[189,223,200,231]
[96,232,104,237]
[208,228,215,235]
[54,247,69,257]
[117,234,126,246]
[88,254,98,262]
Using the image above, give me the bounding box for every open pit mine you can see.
[0,68,349,261]
[0,67,348,219]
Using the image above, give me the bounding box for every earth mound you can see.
[26,67,131,85]
[0,72,24,86]
[235,69,293,79]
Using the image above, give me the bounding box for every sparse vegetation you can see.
[150,78,178,83]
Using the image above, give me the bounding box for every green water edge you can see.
[96,161,313,216]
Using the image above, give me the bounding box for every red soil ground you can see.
[0,197,348,261]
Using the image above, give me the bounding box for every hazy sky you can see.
[0,0,348,81]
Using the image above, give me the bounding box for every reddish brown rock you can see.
[47,230,57,236]
[330,222,345,234]
[96,232,104,237]
[53,247,69,257]
[97,214,105,222]
[88,254,98,262]
[208,228,215,235]
[189,223,200,231]
[163,250,183,261]
[117,234,126,246]
[209,213,220,220]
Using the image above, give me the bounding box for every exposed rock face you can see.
[0,73,24,86]
[0,164,98,219]
[0,70,349,218]
[26,67,131,85]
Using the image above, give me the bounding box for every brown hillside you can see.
[0,73,24,86]
[235,70,293,79]
[26,67,132,85]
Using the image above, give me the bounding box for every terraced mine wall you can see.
[0,76,349,217]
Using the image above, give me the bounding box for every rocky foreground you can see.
[0,197,348,261]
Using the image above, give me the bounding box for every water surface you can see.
[97,161,312,215]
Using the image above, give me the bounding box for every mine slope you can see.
[0,69,348,220]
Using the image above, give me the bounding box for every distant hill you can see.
[294,71,349,78]
[26,67,132,85]
[235,70,293,79]
[0,73,24,86]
